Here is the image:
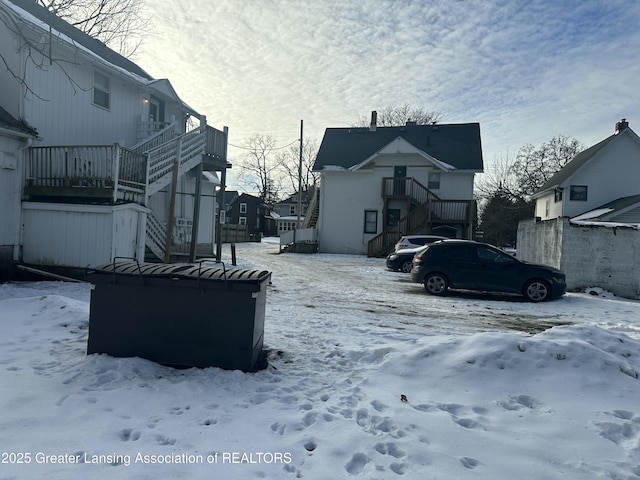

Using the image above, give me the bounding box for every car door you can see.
[474,245,521,293]
[445,244,479,290]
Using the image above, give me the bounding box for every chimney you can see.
[369,111,377,132]
[615,118,629,133]
[406,120,417,126]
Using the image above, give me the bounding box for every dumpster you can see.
[86,260,271,371]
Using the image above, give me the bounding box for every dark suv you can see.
[410,240,566,302]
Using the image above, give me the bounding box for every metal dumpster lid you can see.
[174,265,271,283]
[88,262,192,276]
[88,261,271,283]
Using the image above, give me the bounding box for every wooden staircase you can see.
[135,125,207,260]
[367,177,473,257]
[301,186,319,228]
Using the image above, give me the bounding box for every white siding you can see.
[0,139,22,250]
[22,53,144,147]
[319,170,382,254]
[22,203,146,267]
[561,133,640,218]
[318,153,476,254]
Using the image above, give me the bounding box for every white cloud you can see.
[138,0,640,180]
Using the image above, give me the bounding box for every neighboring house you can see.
[0,0,228,277]
[274,189,314,236]
[226,193,276,238]
[0,106,38,280]
[518,119,640,299]
[531,119,640,222]
[312,114,483,255]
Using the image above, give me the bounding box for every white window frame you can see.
[239,216,247,225]
[428,172,441,190]
[240,202,247,214]
[92,71,110,110]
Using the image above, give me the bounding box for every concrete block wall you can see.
[518,218,640,299]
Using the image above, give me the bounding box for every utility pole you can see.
[296,119,303,229]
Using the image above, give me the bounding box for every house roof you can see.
[0,105,38,138]
[535,123,640,197]
[313,123,483,171]
[4,0,153,81]
[571,194,640,223]
[3,0,200,117]
[276,189,315,205]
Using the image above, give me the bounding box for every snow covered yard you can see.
[1,239,640,479]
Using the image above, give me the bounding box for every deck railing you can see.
[367,198,474,257]
[382,177,440,204]
[205,125,227,160]
[27,145,147,202]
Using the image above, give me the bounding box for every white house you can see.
[312,114,484,255]
[531,119,640,222]
[0,0,228,277]
[518,119,640,299]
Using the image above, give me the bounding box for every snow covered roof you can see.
[3,0,152,81]
[2,0,200,116]
[570,194,640,227]
[0,105,38,138]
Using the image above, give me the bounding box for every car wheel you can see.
[401,261,413,273]
[424,273,448,296]
[524,279,550,302]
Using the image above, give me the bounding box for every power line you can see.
[227,139,300,151]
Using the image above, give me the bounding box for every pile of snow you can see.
[1,242,640,479]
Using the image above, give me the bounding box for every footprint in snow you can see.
[460,457,481,469]
[119,429,140,441]
[345,453,370,476]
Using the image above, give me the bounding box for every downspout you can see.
[16,137,33,262]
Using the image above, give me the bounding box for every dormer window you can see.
[93,71,110,109]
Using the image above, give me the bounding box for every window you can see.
[569,185,588,201]
[545,199,550,218]
[240,202,247,214]
[554,188,563,203]
[428,172,441,190]
[364,210,378,234]
[239,217,247,225]
[290,206,296,215]
[93,71,110,109]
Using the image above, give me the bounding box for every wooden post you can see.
[215,126,229,262]
[231,243,236,266]
[189,160,203,262]
[163,136,183,263]
[112,144,121,205]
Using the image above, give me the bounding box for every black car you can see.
[386,246,425,273]
[410,240,566,302]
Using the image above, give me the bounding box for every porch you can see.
[367,177,475,257]
[23,124,228,205]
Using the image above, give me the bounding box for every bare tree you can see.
[236,134,283,206]
[475,150,522,202]
[355,103,443,127]
[477,135,584,246]
[37,0,151,57]
[512,135,583,198]
[276,138,320,196]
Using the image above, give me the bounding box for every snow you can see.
[1,239,640,479]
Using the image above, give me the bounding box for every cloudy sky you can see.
[137,0,640,183]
